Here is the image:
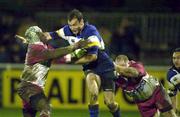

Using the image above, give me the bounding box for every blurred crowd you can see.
[0,13,40,63]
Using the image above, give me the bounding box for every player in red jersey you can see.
[15,26,90,117]
[114,55,177,117]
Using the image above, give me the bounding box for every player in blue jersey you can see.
[38,9,121,117]
[167,48,180,116]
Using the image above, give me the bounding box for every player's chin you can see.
[174,64,180,68]
[72,30,78,35]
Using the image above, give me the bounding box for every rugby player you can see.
[15,26,89,117]
[167,48,180,116]
[114,55,177,117]
[38,9,121,117]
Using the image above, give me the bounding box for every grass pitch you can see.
[0,108,141,117]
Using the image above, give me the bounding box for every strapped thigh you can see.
[29,92,51,116]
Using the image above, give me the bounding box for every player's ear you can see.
[80,19,84,25]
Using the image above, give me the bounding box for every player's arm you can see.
[74,54,97,64]
[73,46,98,64]
[73,25,106,64]
[43,40,90,60]
[114,65,139,78]
[37,28,65,43]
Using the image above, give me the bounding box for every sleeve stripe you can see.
[88,35,100,42]
[88,35,105,49]
[85,42,99,48]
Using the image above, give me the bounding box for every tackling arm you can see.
[37,28,65,43]
[42,45,76,60]
[73,44,99,64]
[114,64,139,78]
[42,39,91,60]
[74,54,97,64]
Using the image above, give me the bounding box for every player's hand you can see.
[15,35,27,44]
[73,39,91,49]
[170,74,180,86]
[167,88,177,97]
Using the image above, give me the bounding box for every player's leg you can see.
[136,101,157,117]
[153,110,160,117]
[155,84,177,117]
[104,91,120,117]
[86,72,100,105]
[22,100,37,117]
[17,82,51,117]
[29,92,51,117]
[17,82,38,117]
[86,71,101,117]
[161,110,177,117]
[101,71,120,117]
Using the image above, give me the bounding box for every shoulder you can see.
[61,25,73,36]
[167,67,179,81]
[84,24,98,33]
[84,24,97,31]
[83,24,100,39]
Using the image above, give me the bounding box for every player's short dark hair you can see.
[174,48,180,52]
[67,9,83,22]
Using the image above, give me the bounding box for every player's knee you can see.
[105,101,119,112]
[30,93,51,114]
[87,73,96,81]
[104,96,114,105]
[39,102,51,117]
[86,74,99,94]
[40,110,50,117]
[89,94,98,104]
[89,87,98,96]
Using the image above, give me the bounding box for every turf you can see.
[0,108,141,117]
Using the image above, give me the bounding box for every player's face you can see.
[173,52,180,68]
[68,18,84,35]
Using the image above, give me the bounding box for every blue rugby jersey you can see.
[49,23,114,74]
[167,66,180,91]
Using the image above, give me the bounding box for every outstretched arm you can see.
[42,40,92,60]
[15,35,28,44]
[114,64,139,78]
[72,46,98,64]
[15,34,91,62]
